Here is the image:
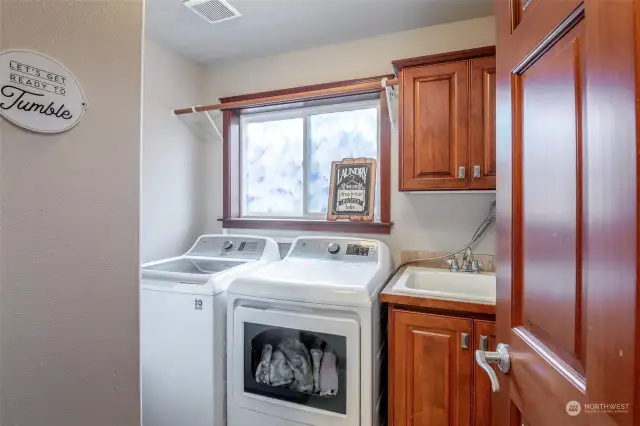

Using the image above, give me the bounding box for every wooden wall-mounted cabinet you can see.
[394,47,496,191]
[389,308,496,426]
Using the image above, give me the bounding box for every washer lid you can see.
[141,257,251,284]
[140,234,282,292]
[227,257,391,307]
[143,258,247,275]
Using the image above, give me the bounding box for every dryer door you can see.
[232,306,360,426]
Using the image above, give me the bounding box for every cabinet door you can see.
[469,57,497,190]
[390,309,472,426]
[472,320,496,426]
[400,61,469,190]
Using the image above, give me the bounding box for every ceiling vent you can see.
[183,0,241,24]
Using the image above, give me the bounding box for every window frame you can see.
[221,75,392,234]
[239,99,381,220]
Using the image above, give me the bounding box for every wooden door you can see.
[469,56,496,190]
[473,320,496,426]
[494,0,639,425]
[389,309,472,426]
[400,61,469,190]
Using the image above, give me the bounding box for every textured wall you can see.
[141,36,206,263]
[0,1,143,425]
[205,16,497,261]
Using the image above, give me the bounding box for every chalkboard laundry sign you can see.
[0,50,87,133]
[327,158,377,222]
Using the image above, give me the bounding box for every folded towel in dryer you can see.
[278,337,314,393]
[269,349,294,386]
[310,348,323,393]
[255,344,272,385]
[255,344,294,387]
[319,350,339,396]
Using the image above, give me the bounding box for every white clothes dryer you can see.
[226,236,393,426]
[140,235,280,426]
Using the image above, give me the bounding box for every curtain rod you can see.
[172,78,399,116]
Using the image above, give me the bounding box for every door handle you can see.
[475,343,511,393]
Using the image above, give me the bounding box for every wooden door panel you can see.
[390,309,472,426]
[401,61,469,190]
[519,20,585,374]
[497,5,587,424]
[518,0,534,17]
[473,320,496,426]
[496,0,639,425]
[513,0,558,32]
[507,0,583,63]
[469,56,497,189]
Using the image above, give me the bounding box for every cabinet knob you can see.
[460,332,469,349]
[473,165,481,178]
[458,166,466,179]
[479,335,489,351]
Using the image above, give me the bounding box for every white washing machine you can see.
[140,235,280,426]
[226,236,392,426]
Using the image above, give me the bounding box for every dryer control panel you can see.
[345,243,372,256]
[288,238,379,262]
[187,236,267,259]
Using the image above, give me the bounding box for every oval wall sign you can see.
[0,50,87,133]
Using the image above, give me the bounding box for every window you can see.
[222,76,392,234]
[240,100,380,218]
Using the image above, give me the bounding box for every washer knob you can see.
[223,240,234,250]
[327,242,340,254]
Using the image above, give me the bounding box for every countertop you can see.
[380,265,496,317]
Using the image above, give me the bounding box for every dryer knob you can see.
[223,240,234,250]
[327,242,340,254]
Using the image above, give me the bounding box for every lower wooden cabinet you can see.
[388,308,495,426]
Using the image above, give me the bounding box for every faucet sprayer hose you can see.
[382,201,497,285]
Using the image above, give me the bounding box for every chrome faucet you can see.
[461,247,473,270]
[450,247,482,273]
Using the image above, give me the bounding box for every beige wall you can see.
[0,1,143,425]
[142,36,206,262]
[205,16,496,261]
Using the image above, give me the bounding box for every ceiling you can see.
[145,0,494,64]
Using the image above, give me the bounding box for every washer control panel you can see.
[187,236,266,259]
[289,238,378,262]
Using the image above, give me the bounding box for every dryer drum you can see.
[243,321,348,415]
